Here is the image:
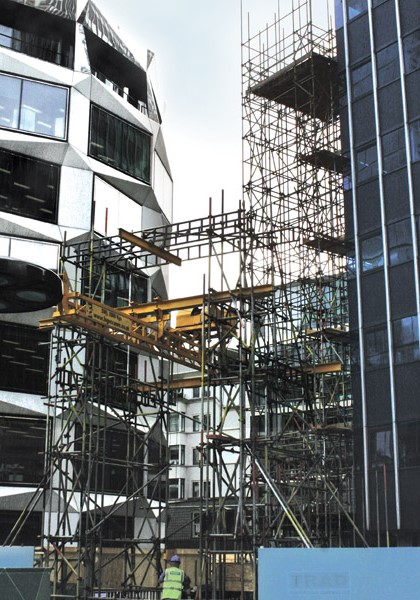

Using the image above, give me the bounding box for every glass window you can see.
[0,149,59,223]
[393,315,419,364]
[0,25,13,49]
[388,219,413,266]
[356,144,378,183]
[347,0,367,20]
[90,105,151,183]
[399,422,420,467]
[351,62,372,99]
[377,44,399,87]
[168,413,185,433]
[0,510,42,546]
[0,73,68,139]
[361,235,383,271]
[0,9,74,68]
[21,80,67,138]
[169,478,185,500]
[410,119,420,162]
[81,259,148,308]
[364,326,388,369]
[0,416,46,485]
[169,444,185,465]
[192,414,210,432]
[0,321,50,394]
[335,0,344,29]
[0,73,20,129]
[404,31,420,74]
[192,512,200,537]
[382,128,406,174]
[192,481,210,498]
[86,342,138,411]
[193,447,201,465]
[369,429,393,467]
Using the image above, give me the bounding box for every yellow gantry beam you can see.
[119,284,274,317]
[40,284,274,370]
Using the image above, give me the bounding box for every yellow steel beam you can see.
[121,284,274,317]
[305,362,342,374]
[119,228,182,266]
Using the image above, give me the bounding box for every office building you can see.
[336,0,420,544]
[0,0,172,587]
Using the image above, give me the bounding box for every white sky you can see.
[94,0,332,296]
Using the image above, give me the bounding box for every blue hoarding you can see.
[259,547,420,599]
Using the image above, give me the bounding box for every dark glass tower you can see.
[336,0,420,544]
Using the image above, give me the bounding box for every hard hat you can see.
[170,555,181,563]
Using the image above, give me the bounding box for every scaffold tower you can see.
[4,3,363,599]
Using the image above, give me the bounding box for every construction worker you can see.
[159,554,192,599]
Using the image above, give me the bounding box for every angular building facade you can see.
[0,0,173,591]
[336,0,420,544]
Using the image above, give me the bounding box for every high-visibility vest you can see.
[162,566,185,599]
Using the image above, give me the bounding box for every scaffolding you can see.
[4,2,362,599]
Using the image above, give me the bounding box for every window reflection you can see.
[377,43,399,87]
[347,0,367,20]
[410,119,420,162]
[361,235,383,271]
[364,326,388,369]
[0,73,68,139]
[370,429,393,467]
[399,422,420,468]
[388,219,413,266]
[356,144,378,183]
[351,62,372,99]
[393,315,419,364]
[382,128,406,174]
[404,31,420,74]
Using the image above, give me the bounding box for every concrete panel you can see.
[58,166,93,230]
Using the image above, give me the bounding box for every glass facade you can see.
[0,149,59,223]
[339,0,420,540]
[89,104,151,183]
[0,73,68,138]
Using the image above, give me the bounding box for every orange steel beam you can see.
[119,228,182,266]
